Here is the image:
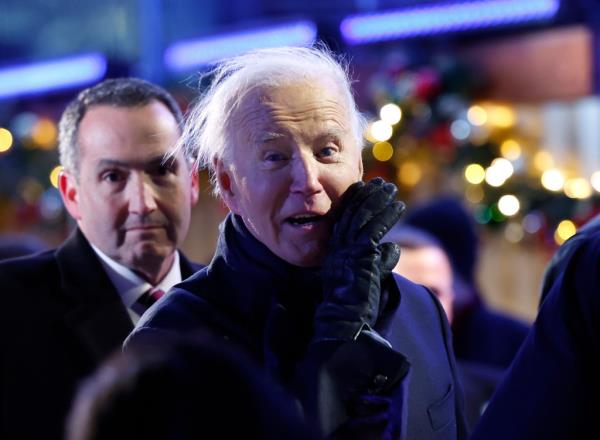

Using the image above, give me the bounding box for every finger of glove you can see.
[334,179,383,244]
[379,242,401,274]
[357,201,405,246]
[346,182,398,243]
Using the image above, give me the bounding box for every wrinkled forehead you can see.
[227,80,353,145]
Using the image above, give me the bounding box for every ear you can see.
[214,157,240,214]
[58,170,82,221]
[189,169,200,206]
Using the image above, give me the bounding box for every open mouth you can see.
[286,214,325,227]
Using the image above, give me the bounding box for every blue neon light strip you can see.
[0,53,107,100]
[165,20,317,72]
[341,0,560,45]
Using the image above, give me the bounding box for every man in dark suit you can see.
[0,78,200,440]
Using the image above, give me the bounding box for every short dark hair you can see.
[58,78,184,177]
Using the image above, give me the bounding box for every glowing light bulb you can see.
[500,139,521,161]
[467,105,487,126]
[49,165,62,188]
[554,220,577,245]
[564,178,592,199]
[372,141,393,161]
[0,128,13,153]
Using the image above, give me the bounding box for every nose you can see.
[290,154,323,196]
[127,173,158,215]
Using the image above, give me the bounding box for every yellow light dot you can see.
[370,120,393,142]
[534,150,554,171]
[554,220,577,245]
[498,194,520,216]
[31,118,57,149]
[0,128,13,153]
[372,141,394,162]
[464,163,485,184]
[363,124,377,143]
[563,178,592,199]
[591,171,600,192]
[467,105,487,126]
[465,185,484,203]
[379,103,402,125]
[398,161,422,186]
[500,139,522,161]
[49,165,62,188]
[541,169,565,192]
[488,105,515,128]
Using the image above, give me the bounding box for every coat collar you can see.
[56,228,134,363]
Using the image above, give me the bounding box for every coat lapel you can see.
[56,229,133,364]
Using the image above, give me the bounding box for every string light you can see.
[398,161,422,186]
[533,150,554,171]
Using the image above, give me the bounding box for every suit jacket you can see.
[471,228,600,439]
[126,214,467,439]
[0,228,200,440]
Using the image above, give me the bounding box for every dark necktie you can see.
[134,287,165,314]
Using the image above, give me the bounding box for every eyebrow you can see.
[95,155,175,170]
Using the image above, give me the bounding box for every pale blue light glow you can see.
[341,0,560,45]
[0,53,107,100]
[165,20,317,72]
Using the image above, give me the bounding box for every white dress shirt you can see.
[90,244,182,324]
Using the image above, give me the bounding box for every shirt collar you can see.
[90,243,182,309]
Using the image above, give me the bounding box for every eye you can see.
[317,145,338,159]
[264,152,287,162]
[150,163,173,177]
[101,170,126,183]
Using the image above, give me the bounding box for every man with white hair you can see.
[127,45,467,439]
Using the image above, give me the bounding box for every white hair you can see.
[175,44,367,195]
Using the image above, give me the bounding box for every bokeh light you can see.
[504,222,524,243]
[591,171,600,193]
[379,103,402,125]
[31,118,57,149]
[500,139,521,161]
[0,128,13,153]
[372,141,394,161]
[370,120,393,142]
[450,119,471,140]
[464,163,485,184]
[488,104,515,128]
[467,105,487,126]
[49,165,62,188]
[554,220,577,245]
[541,169,565,192]
[398,161,422,186]
[563,177,592,199]
[498,194,520,216]
[533,150,554,171]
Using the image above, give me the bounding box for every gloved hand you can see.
[313,177,405,342]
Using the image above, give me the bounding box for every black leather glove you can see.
[313,177,405,342]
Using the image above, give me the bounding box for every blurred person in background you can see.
[403,196,529,370]
[0,234,48,260]
[126,45,467,439]
[67,332,316,440]
[386,225,506,430]
[472,214,600,439]
[0,78,200,440]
